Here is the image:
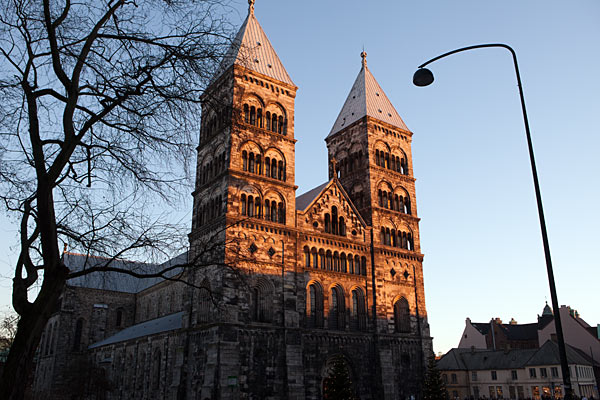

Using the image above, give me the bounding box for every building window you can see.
[393,297,410,333]
[473,387,480,399]
[496,386,503,399]
[306,283,323,328]
[472,371,478,381]
[442,374,448,384]
[529,368,537,378]
[451,373,457,384]
[116,308,123,327]
[329,286,345,330]
[511,370,518,380]
[540,368,547,378]
[489,386,496,399]
[491,370,497,380]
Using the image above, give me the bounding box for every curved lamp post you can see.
[414,44,573,400]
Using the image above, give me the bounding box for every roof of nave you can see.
[329,52,409,137]
[64,251,187,294]
[212,1,294,86]
[89,311,185,349]
[295,181,329,211]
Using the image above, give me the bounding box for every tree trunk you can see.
[0,270,67,400]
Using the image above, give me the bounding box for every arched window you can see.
[354,255,361,275]
[265,157,271,177]
[271,159,277,179]
[319,249,326,269]
[243,104,249,123]
[351,289,367,331]
[250,106,256,125]
[339,217,346,236]
[312,248,318,268]
[116,308,123,328]
[248,152,255,173]
[251,279,273,323]
[340,253,347,273]
[256,154,262,175]
[271,113,278,132]
[333,252,340,272]
[257,108,263,128]
[331,207,338,235]
[307,284,324,328]
[241,194,247,216]
[278,202,285,223]
[324,213,331,234]
[375,150,380,166]
[198,280,212,323]
[361,257,367,276]
[394,298,411,333]
[242,151,248,171]
[378,190,383,207]
[278,160,284,181]
[326,250,333,271]
[304,246,310,268]
[248,196,254,217]
[266,111,271,130]
[73,318,84,351]
[264,200,271,221]
[278,115,284,134]
[271,201,277,222]
[255,198,261,218]
[152,348,161,389]
[329,287,345,330]
[347,254,354,274]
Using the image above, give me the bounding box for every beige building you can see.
[439,341,598,399]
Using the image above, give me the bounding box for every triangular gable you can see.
[297,179,367,230]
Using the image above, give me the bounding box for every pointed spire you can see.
[211,1,294,86]
[328,54,409,136]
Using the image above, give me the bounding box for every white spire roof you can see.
[215,3,294,86]
[329,52,409,137]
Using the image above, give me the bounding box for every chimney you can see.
[495,318,502,324]
[510,318,517,325]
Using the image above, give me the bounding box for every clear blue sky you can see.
[1,0,599,354]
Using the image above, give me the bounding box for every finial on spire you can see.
[248,0,255,14]
[361,50,367,67]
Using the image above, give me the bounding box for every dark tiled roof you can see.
[89,311,184,349]
[526,340,593,367]
[65,252,188,294]
[440,341,593,372]
[471,322,491,335]
[295,181,329,210]
[503,323,538,341]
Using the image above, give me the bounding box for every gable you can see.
[298,180,366,237]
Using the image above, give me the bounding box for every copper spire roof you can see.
[214,1,294,86]
[328,52,409,137]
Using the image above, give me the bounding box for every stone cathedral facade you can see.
[32,3,432,399]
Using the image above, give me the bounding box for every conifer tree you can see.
[422,355,448,400]
[323,356,359,400]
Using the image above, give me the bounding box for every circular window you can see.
[313,222,318,228]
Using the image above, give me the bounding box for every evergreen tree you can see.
[422,355,448,400]
[323,356,359,400]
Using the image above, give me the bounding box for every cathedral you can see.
[32,2,433,399]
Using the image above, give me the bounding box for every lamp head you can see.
[413,68,434,87]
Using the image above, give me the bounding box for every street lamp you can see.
[413,43,573,400]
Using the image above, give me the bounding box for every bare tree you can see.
[0,312,19,351]
[0,0,237,398]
